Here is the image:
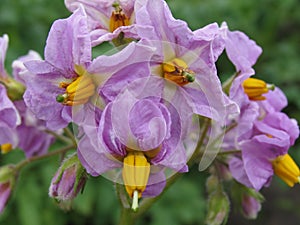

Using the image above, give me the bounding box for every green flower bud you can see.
[206,187,230,225]
[1,77,26,101]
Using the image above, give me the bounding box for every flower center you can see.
[242,78,275,101]
[272,154,300,187]
[122,151,150,211]
[162,58,195,86]
[109,3,130,32]
[0,143,12,154]
[56,66,95,106]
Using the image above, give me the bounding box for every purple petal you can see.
[152,142,188,172]
[23,61,71,130]
[128,99,168,150]
[222,22,262,72]
[241,139,274,190]
[78,133,122,176]
[45,6,91,77]
[136,0,192,45]
[91,42,154,102]
[0,123,18,147]
[92,24,139,46]
[259,87,288,113]
[99,103,126,156]
[229,156,253,188]
[65,0,113,30]
[12,50,42,85]
[142,171,166,198]
[0,84,20,128]
[262,112,299,146]
[16,125,53,158]
[229,70,254,107]
[0,34,9,77]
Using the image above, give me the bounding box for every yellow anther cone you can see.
[243,78,273,101]
[122,151,150,198]
[272,154,300,187]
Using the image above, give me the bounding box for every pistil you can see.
[162,58,195,86]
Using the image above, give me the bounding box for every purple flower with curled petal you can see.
[65,0,140,46]
[78,76,197,209]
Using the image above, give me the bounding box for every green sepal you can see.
[222,71,240,95]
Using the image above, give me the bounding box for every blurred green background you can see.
[0,0,299,225]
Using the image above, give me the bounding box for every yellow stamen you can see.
[272,154,300,187]
[266,134,273,138]
[122,151,150,199]
[56,67,95,106]
[162,58,195,86]
[109,3,130,32]
[1,143,13,154]
[243,78,274,101]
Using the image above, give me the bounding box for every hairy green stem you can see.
[15,144,75,171]
[63,127,77,146]
[46,129,72,144]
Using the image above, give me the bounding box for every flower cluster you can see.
[0,0,299,224]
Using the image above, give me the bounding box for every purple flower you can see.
[78,76,197,208]
[65,0,140,46]
[133,0,239,121]
[23,6,94,130]
[23,5,155,130]
[229,111,299,190]
[49,154,87,201]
